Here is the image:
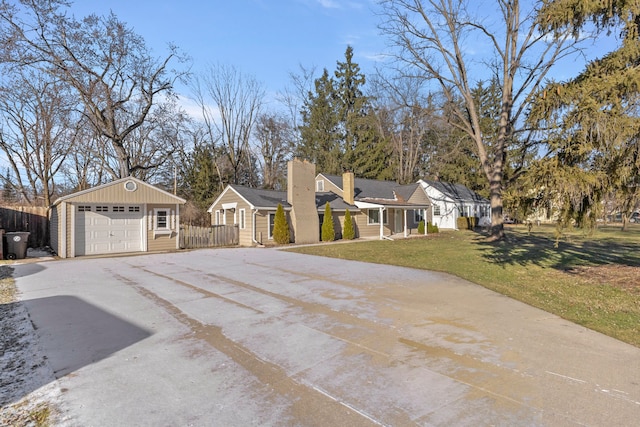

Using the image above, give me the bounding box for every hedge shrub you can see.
[343,208,355,240]
[321,202,335,242]
[272,203,290,244]
[456,216,478,230]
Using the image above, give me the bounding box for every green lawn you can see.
[288,224,640,347]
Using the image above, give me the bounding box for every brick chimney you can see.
[343,171,354,205]
[287,159,320,244]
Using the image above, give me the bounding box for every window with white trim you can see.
[78,205,91,212]
[112,206,125,212]
[239,208,246,229]
[316,180,324,191]
[155,209,168,229]
[128,206,140,212]
[96,206,108,212]
[367,209,387,225]
[268,213,276,239]
[433,205,441,216]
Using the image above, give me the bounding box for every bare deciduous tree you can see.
[0,69,79,206]
[380,0,580,239]
[370,74,438,184]
[254,112,294,190]
[192,64,264,185]
[0,0,188,178]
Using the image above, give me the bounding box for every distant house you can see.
[50,176,186,258]
[316,173,431,240]
[418,179,490,230]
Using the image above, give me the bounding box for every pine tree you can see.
[528,1,640,230]
[298,69,342,174]
[343,208,355,240]
[321,202,335,242]
[335,46,391,178]
[272,203,290,244]
[2,168,17,204]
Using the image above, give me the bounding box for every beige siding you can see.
[146,204,179,251]
[316,176,342,195]
[63,179,183,205]
[356,210,392,238]
[253,211,269,245]
[210,190,255,246]
[147,233,176,251]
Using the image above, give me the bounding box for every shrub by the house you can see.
[343,208,355,240]
[427,221,439,233]
[321,202,335,242]
[273,203,290,244]
[417,220,425,234]
[456,216,477,230]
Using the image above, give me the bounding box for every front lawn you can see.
[288,224,640,347]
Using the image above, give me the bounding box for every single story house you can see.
[418,179,490,229]
[209,159,432,246]
[207,184,292,246]
[208,159,359,245]
[50,176,185,258]
[317,174,432,240]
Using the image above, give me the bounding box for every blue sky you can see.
[70,0,385,99]
[67,1,619,104]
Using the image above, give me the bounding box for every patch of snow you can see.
[0,271,65,425]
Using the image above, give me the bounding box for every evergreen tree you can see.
[272,203,290,244]
[335,46,391,178]
[343,208,355,240]
[321,202,335,242]
[529,0,640,230]
[178,141,224,211]
[298,69,342,174]
[298,46,391,178]
[2,168,17,203]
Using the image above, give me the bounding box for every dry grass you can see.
[0,263,54,427]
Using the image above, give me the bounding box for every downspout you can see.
[251,209,260,245]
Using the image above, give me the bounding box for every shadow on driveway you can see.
[1,295,152,406]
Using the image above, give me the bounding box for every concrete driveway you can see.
[14,248,640,426]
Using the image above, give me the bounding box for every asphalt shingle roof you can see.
[422,180,488,203]
[231,185,290,209]
[315,192,358,211]
[322,174,401,200]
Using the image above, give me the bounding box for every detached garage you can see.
[50,177,186,258]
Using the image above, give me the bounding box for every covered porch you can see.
[355,201,431,240]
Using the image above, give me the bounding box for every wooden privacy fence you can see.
[179,224,239,249]
[0,206,49,248]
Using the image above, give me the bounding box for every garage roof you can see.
[52,177,186,206]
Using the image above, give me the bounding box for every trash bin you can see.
[5,231,30,260]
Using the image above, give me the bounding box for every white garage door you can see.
[75,205,143,256]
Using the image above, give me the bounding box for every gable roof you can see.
[321,174,402,200]
[209,184,361,213]
[52,176,186,206]
[421,180,489,204]
[315,192,359,211]
[208,184,290,212]
[319,174,430,209]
